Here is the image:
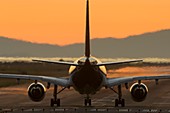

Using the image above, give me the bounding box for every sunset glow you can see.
[0,0,170,45]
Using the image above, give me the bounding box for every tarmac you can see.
[1,66,170,113]
[1,106,170,113]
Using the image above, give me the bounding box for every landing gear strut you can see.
[51,85,60,107]
[84,95,91,106]
[114,85,125,107]
[110,85,125,107]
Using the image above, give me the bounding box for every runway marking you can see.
[141,109,158,112]
[87,108,96,112]
[23,108,44,112]
[118,109,129,112]
[97,108,108,112]
[1,107,170,113]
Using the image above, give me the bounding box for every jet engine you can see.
[130,83,148,102]
[27,82,46,102]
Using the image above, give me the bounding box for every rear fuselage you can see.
[69,57,107,95]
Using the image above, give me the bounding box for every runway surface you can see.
[0,66,170,112]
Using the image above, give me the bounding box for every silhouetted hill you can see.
[0,29,170,58]
[0,37,61,57]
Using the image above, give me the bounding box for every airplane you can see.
[0,0,170,107]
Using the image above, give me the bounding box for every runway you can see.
[1,106,170,113]
[1,80,170,113]
[0,66,170,112]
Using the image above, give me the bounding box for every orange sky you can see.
[0,0,170,45]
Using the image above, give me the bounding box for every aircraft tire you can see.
[121,99,125,107]
[115,99,118,107]
[89,99,91,106]
[84,99,88,106]
[51,99,54,107]
[50,98,60,107]
[57,99,60,107]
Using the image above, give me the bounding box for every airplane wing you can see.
[106,74,170,87]
[96,59,143,66]
[32,59,79,66]
[0,73,71,87]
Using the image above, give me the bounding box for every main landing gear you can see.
[50,85,66,107]
[84,95,91,106]
[115,85,125,107]
[110,85,125,107]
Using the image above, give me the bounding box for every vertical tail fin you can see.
[85,0,90,57]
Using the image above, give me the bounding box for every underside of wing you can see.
[106,74,170,87]
[0,73,71,87]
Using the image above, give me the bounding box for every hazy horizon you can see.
[1,29,170,58]
[1,57,170,63]
[1,29,169,46]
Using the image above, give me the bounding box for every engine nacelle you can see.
[27,82,46,102]
[130,83,148,102]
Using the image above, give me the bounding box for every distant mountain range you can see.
[0,29,170,58]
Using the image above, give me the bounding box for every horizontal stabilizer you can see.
[32,59,79,66]
[96,59,143,66]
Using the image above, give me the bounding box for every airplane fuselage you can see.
[69,57,107,95]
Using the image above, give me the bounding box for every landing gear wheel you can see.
[122,99,125,107]
[89,99,91,106]
[115,99,118,107]
[57,99,60,106]
[84,98,91,106]
[114,99,125,107]
[51,99,54,107]
[85,99,87,106]
[51,98,60,107]
[50,85,61,107]
[114,85,125,107]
